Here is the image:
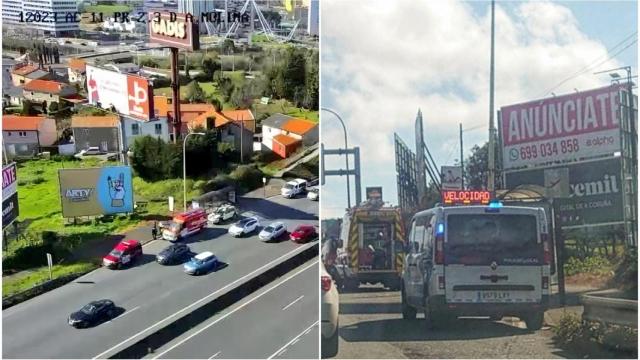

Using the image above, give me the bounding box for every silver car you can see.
[258,221,286,242]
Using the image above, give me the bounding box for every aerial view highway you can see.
[2,194,319,359]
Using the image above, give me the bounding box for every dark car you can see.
[156,244,192,265]
[68,299,116,328]
[290,225,317,243]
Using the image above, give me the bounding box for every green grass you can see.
[155,82,218,100]
[84,4,132,15]
[254,99,319,122]
[3,262,98,298]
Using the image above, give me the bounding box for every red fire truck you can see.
[162,209,207,241]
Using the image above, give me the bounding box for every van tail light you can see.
[542,276,549,290]
[321,275,332,292]
[542,233,551,265]
[435,234,444,265]
[438,276,445,290]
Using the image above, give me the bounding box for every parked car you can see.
[102,240,142,269]
[183,251,219,275]
[74,146,104,158]
[281,178,307,198]
[156,243,192,265]
[321,263,339,358]
[228,217,260,237]
[290,225,317,243]
[208,204,237,224]
[258,221,287,242]
[307,188,319,201]
[68,299,117,328]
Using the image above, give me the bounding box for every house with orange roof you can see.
[10,64,51,86]
[71,115,121,153]
[23,79,77,105]
[261,113,318,158]
[67,58,87,84]
[2,115,56,159]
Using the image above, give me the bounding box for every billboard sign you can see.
[148,12,200,51]
[500,84,624,170]
[441,166,463,190]
[366,187,383,201]
[3,192,19,226]
[442,190,492,205]
[86,65,154,120]
[3,163,17,201]
[505,158,623,227]
[58,166,134,217]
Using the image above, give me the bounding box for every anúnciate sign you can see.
[2,162,17,202]
[500,84,624,170]
[148,12,200,51]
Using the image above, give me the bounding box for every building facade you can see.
[2,0,79,36]
[71,115,121,152]
[122,116,171,148]
[2,115,57,158]
[23,79,77,105]
[262,113,318,157]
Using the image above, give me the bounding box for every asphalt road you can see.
[333,286,569,359]
[2,194,318,359]
[146,260,319,359]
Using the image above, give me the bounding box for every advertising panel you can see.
[148,12,200,51]
[505,158,623,227]
[58,167,134,217]
[441,165,463,190]
[366,187,383,201]
[3,192,19,226]
[500,84,624,170]
[441,190,492,205]
[3,162,17,201]
[86,65,153,120]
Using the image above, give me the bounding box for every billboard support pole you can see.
[552,200,566,305]
[170,47,181,144]
[459,123,464,189]
[488,0,496,192]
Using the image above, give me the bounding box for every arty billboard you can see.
[505,158,623,228]
[58,167,134,217]
[441,166,463,190]
[3,163,19,227]
[148,12,200,51]
[86,65,154,120]
[500,84,624,170]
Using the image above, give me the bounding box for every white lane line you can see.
[281,295,304,311]
[208,351,221,359]
[268,320,319,359]
[92,246,316,359]
[108,306,141,323]
[151,261,318,360]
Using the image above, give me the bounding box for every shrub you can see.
[202,174,234,193]
[51,155,80,162]
[611,250,637,298]
[564,255,613,277]
[230,165,263,192]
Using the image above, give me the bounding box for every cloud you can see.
[321,0,627,218]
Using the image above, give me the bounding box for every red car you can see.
[290,225,317,243]
[102,240,143,269]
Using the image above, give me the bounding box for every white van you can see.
[281,179,307,198]
[401,202,551,330]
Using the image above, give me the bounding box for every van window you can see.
[446,214,540,265]
[410,215,432,253]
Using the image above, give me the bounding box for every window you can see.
[131,123,139,135]
[410,214,432,253]
[49,94,53,98]
[19,131,27,137]
[154,123,162,135]
[7,132,12,136]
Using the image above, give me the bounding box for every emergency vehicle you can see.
[162,209,208,241]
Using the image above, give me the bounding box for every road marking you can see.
[108,306,140,323]
[282,295,304,311]
[208,351,221,359]
[151,261,318,359]
[268,320,319,359]
[93,247,316,359]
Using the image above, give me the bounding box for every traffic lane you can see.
[2,230,316,359]
[240,195,319,222]
[335,289,564,359]
[273,323,319,359]
[150,260,319,359]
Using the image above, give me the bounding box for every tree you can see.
[21,100,38,115]
[202,54,220,78]
[220,39,235,54]
[184,81,206,103]
[283,48,306,100]
[464,141,501,190]
[48,101,59,114]
[185,126,219,176]
[208,97,223,112]
[262,10,282,27]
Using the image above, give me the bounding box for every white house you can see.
[261,113,318,158]
[122,115,170,149]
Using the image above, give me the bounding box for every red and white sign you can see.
[500,84,623,170]
[2,162,17,201]
[86,65,153,121]
[148,12,200,51]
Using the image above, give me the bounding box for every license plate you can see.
[478,291,510,300]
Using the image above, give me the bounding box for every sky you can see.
[320,0,638,219]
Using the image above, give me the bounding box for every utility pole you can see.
[487,0,496,192]
[459,123,464,189]
[170,47,181,143]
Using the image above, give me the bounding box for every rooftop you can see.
[23,79,71,94]
[195,251,214,260]
[262,113,293,129]
[71,115,120,128]
[25,69,50,79]
[2,115,48,131]
[68,58,87,72]
[273,133,301,146]
[280,118,317,135]
[11,64,39,76]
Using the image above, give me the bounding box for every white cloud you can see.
[321,0,626,218]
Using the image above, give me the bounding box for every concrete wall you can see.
[72,127,119,152]
[58,143,76,155]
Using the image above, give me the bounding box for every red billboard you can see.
[87,65,154,121]
[500,84,624,170]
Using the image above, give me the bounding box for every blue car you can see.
[183,251,219,275]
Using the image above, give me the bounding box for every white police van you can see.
[401,201,551,330]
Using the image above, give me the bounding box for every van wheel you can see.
[401,286,417,320]
[523,312,544,330]
[321,320,339,358]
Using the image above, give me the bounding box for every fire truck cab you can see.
[162,209,208,242]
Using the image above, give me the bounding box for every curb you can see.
[108,244,319,359]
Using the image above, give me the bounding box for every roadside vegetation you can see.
[3,262,98,298]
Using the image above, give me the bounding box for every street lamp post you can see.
[183,132,205,211]
[321,107,351,209]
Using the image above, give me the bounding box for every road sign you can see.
[441,166,463,190]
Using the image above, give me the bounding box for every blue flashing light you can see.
[436,223,444,235]
[488,201,503,208]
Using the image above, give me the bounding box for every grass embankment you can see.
[84,4,132,15]
[2,262,97,298]
[254,99,318,122]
